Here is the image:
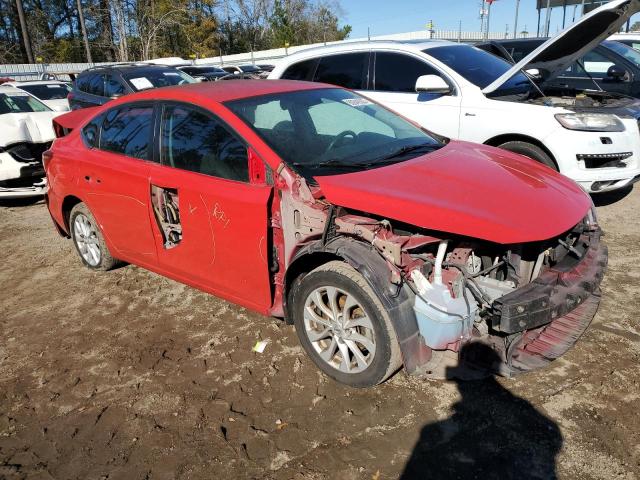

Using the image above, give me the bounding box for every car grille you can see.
[576,152,632,169]
[6,141,52,164]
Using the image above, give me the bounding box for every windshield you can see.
[0,92,50,114]
[604,40,640,68]
[20,83,70,100]
[123,69,195,91]
[184,66,226,75]
[225,88,443,180]
[427,44,532,96]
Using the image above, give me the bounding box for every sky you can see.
[341,0,639,39]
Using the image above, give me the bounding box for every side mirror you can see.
[525,68,542,80]
[606,65,627,81]
[415,75,451,94]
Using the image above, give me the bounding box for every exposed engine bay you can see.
[151,185,182,249]
[275,169,607,379]
[526,88,639,111]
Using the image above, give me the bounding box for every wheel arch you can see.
[61,194,84,234]
[483,133,559,169]
[284,237,430,374]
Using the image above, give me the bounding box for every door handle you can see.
[465,112,476,117]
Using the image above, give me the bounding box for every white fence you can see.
[0,29,531,80]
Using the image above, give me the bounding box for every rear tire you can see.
[289,261,402,387]
[69,203,118,271]
[497,141,557,170]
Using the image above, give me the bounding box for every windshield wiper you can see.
[291,158,363,170]
[377,143,439,161]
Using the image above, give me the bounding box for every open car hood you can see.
[315,141,591,245]
[482,0,640,94]
[0,111,59,147]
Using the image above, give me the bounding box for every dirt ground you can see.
[0,186,639,480]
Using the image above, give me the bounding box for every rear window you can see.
[19,83,70,100]
[122,69,194,91]
[0,92,50,114]
[99,105,153,159]
[281,58,318,81]
[313,53,368,89]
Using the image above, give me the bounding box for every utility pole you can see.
[513,0,520,39]
[485,0,493,41]
[15,0,34,63]
[479,0,486,37]
[544,0,552,37]
[76,0,93,63]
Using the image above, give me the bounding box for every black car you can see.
[177,65,228,81]
[477,37,640,98]
[68,64,195,110]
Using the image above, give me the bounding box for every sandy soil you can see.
[0,187,639,480]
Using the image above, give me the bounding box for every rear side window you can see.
[87,74,105,96]
[75,74,92,93]
[99,105,153,159]
[374,52,442,92]
[81,114,102,148]
[281,58,318,81]
[160,104,249,182]
[313,53,368,89]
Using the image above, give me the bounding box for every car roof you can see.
[80,64,179,75]
[5,80,67,86]
[289,39,458,57]
[107,79,335,104]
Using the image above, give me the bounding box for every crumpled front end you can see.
[0,142,50,198]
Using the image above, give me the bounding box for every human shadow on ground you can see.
[399,344,563,480]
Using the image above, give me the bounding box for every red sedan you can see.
[44,81,607,387]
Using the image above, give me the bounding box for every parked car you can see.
[222,64,263,78]
[5,80,71,111]
[270,0,640,193]
[609,32,640,50]
[68,64,196,110]
[177,65,228,81]
[45,80,607,387]
[0,85,60,198]
[476,37,640,98]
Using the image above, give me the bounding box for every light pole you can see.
[513,0,520,39]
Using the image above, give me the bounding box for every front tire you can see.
[497,140,558,170]
[289,261,402,387]
[69,203,117,271]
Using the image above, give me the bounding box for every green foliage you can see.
[0,0,351,63]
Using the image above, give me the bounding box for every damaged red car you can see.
[44,81,607,387]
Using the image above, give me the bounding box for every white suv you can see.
[270,0,640,193]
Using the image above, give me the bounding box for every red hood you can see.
[315,141,591,244]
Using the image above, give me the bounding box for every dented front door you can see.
[148,101,274,311]
[148,164,273,311]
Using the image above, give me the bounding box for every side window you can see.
[99,105,153,159]
[88,73,105,96]
[104,74,126,98]
[573,51,616,78]
[313,52,368,89]
[281,58,318,81]
[160,105,249,182]
[81,114,102,148]
[374,52,442,93]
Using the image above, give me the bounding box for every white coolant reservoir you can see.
[410,269,477,350]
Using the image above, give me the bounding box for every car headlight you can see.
[555,113,625,132]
